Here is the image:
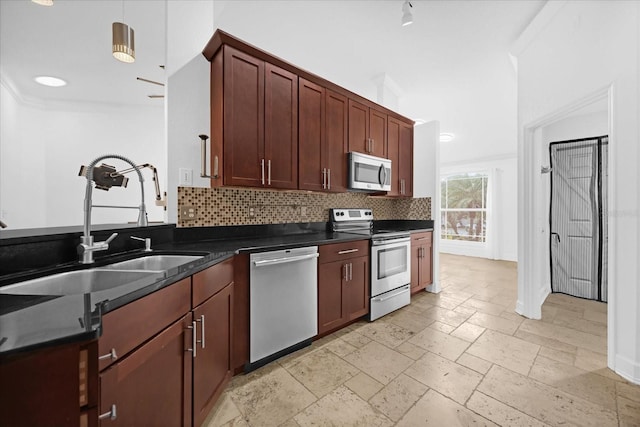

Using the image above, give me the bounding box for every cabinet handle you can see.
[401,179,405,195]
[267,159,272,186]
[338,248,359,255]
[99,404,117,421]
[213,155,219,179]
[261,159,265,185]
[198,134,213,178]
[186,321,197,358]
[196,315,205,349]
[327,168,331,190]
[98,348,117,361]
[343,263,348,281]
[322,168,326,189]
[416,237,429,241]
[349,262,353,281]
[371,138,375,153]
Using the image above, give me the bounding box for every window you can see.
[441,172,488,242]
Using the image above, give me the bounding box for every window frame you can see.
[440,171,489,244]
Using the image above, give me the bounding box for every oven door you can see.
[371,237,411,296]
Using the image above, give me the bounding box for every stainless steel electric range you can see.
[329,208,411,320]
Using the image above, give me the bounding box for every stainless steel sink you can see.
[100,255,203,271]
[0,269,165,296]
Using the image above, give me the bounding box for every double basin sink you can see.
[0,255,203,296]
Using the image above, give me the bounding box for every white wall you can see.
[414,120,441,293]
[165,0,216,224]
[439,155,518,262]
[0,81,165,229]
[514,0,640,383]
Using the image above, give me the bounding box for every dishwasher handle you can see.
[253,252,319,267]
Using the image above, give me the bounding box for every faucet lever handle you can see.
[105,233,118,244]
[131,235,152,251]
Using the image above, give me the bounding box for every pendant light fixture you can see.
[31,0,54,5]
[401,1,413,27]
[112,1,135,63]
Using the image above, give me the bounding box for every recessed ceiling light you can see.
[414,118,426,126]
[439,132,455,142]
[34,76,67,87]
[32,0,54,6]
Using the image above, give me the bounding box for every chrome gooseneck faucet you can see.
[78,154,148,264]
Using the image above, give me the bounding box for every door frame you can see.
[517,84,614,366]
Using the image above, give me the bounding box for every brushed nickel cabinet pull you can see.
[261,159,265,185]
[322,168,327,189]
[349,262,353,281]
[198,134,213,178]
[343,264,348,281]
[338,248,359,255]
[99,404,117,421]
[186,321,197,358]
[98,348,117,361]
[327,168,331,190]
[267,159,272,186]
[196,315,205,349]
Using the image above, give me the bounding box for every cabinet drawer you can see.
[98,278,191,371]
[319,240,369,264]
[192,258,234,307]
[411,231,432,245]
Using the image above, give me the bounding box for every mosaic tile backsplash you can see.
[177,187,431,227]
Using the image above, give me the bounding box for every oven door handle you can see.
[372,236,411,246]
[373,285,410,302]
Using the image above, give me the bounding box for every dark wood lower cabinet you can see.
[318,240,370,336]
[193,282,233,427]
[99,314,193,427]
[411,231,433,294]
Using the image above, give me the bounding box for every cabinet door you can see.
[421,233,433,286]
[325,90,348,192]
[318,261,346,335]
[348,99,370,154]
[398,121,414,197]
[299,78,325,192]
[193,283,234,427]
[99,314,192,427]
[223,46,265,187]
[369,108,387,159]
[387,118,401,196]
[265,63,298,189]
[345,256,369,320]
[410,242,422,293]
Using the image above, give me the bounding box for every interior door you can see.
[549,137,607,301]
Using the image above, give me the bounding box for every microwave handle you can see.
[378,163,388,186]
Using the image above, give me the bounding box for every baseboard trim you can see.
[615,354,640,385]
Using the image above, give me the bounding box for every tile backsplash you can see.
[177,187,431,227]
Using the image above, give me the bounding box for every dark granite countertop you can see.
[0,220,432,356]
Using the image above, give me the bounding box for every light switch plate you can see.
[179,168,193,186]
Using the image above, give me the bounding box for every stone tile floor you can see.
[204,254,640,426]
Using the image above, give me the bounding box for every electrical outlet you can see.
[179,168,193,186]
[300,206,307,216]
[180,205,197,221]
[249,207,255,217]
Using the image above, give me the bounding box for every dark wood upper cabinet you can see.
[324,90,349,192]
[205,30,413,193]
[223,46,265,187]
[398,120,414,197]
[298,78,325,192]
[299,79,348,193]
[369,108,387,158]
[218,46,297,189]
[348,99,370,155]
[265,63,298,189]
[387,117,413,197]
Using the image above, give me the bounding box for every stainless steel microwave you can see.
[348,152,392,192]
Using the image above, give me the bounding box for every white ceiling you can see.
[1,0,546,162]
[0,0,166,106]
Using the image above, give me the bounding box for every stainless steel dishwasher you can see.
[248,246,319,370]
